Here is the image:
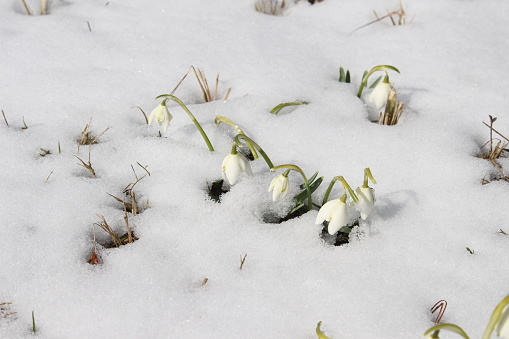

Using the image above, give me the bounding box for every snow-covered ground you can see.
[1,0,509,338]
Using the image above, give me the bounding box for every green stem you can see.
[156,94,214,151]
[357,65,400,98]
[482,295,509,339]
[323,176,359,205]
[229,142,238,155]
[234,134,273,169]
[423,324,471,339]
[363,168,377,188]
[271,164,312,211]
[215,116,259,159]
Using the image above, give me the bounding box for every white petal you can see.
[327,201,348,234]
[243,159,253,176]
[225,162,240,185]
[368,82,391,111]
[355,186,375,220]
[162,117,170,133]
[268,178,276,192]
[148,109,156,125]
[315,199,340,224]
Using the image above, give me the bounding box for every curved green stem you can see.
[482,295,509,339]
[271,164,312,211]
[357,65,400,98]
[234,134,273,169]
[156,94,214,151]
[423,324,470,339]
[323,176,359,205]
[229,142,238,155]
[363,168,377,188]
[215,116,258,159]
[316,321,332,339]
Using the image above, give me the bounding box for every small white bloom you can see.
[315,199,348,235]
[221,152,252,185]
[497,303,509,338]
[148,103,173,133]
[268,174,289,202]
[368,81,391,111]
[355,186,375,220]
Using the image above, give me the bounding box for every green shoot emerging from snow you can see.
[357,65,400,98]
[155,94,214,151]
[269,100,309,115]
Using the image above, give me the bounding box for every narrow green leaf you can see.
[300,171,319,189]
[295,176,323,203]
[316,321,333,339]
[345,70,351,83]
[423,324,470,339]
[369,75,383,89]
[289,202,306,215]
[361,70,368,87]
[339,67,346,82]
[269,101,309,115]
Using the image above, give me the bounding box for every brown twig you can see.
[240,254,248,270]
[1,110,8,126]
[431,300,447,324]
[19,0,31,15]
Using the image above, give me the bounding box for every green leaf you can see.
[345,70,351,83]
[295,176,323,203]
[339,67,346,82]
[316,321,333,339]
[423,324,470,339]
[482,295,509,339]
[269,101,309,115]
[369,75,383,89]
[300,171,319,189]
[361,70,368,87]
[289,202,306,215]
[339,226,352,233]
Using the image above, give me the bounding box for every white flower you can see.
[355,186,375,220]
[268,174,289,202]
[148,103,173,133]
[497,303,509,338]
[221,152,252,185]
[368,81,391,111]
[315,199,348,235]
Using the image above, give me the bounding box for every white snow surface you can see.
[1,0,509,338]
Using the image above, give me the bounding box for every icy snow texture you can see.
[1,0,509,338]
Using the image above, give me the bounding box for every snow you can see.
[1,0,509,338]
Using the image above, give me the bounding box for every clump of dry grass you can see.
[94,214,138,249]
[108,163,149,214]
[0,302,16,319]
[479,115,509,184]
[352,0,413,33]
[377,87,404,125]
[255,0,287,16]
[192,66,232,103]
[77,119,109,152]
[19,0,49,15]
[75,150,97,178]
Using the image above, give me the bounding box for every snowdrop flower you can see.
[355,168,377,220]
[315,198,348,235]
[222,145,252,185]
[368,76,392,111]
[268,172,289,202]
[355,186,375,220]
[148,100,172,133]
